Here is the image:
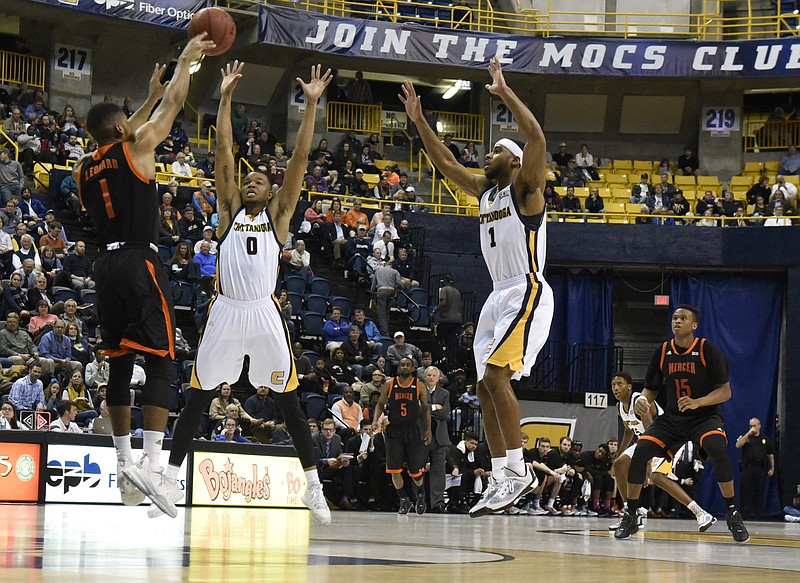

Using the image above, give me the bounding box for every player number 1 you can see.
[488,226,496,247]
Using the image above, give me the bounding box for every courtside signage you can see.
[0,443,40,502]
[261,5,800,78]
[25,0,205,28]
[192,451,306,508]
[45,444,187,504]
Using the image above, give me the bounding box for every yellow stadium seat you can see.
[746,204,755,215]
[612,160,633,173]
[783,175,799,186]
[611,187,631,200]
[33,162,53,190]
[586,180,605,190]
[697,175,720,188]
[625,203,646,214]
[764,161,780,174]
[606,202,626,214]
[586,217,604,224]
[362,173,380,186]
[674,175,696,189]
[605,174,628,186]
[607,216,628,224]
[680,190,697,201]
[742,161,762,175]
[729,175,753,189]
[632,160,653,174]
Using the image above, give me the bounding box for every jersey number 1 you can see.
[488,226,496,247]
[100,178,115,219]
[246,236,257,255]
[674,378,692,398]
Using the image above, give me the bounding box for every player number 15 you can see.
[674,378,692,398]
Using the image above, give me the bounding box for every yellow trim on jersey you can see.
[487,274,538,371]
[527,229,539,273]
[271,295,299,393]
[654,459,672,475]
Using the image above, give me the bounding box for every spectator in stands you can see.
[307,151,330,177]
[23,97,46,121]
[351,309,382,357]
[28,301,57,342]
[14,258,38,291]
[230,104,250,154]
[373,213,398,244]
[552,142,573,171]
[264,157,285,188]
[199,150,215,178]
[61,370,97,427]
[16,125,41,175]
[333,141,358,173]
[371,262,402,336]
[460,142,481,168]
[12,236,39,271]
[58,104,85,138]
[630,173,653,204]
[178,206,205,246]
[322,211,348,265]
[38,221,67,260]
[342,325,370,379]
[0,218,13,272]
[656,173,677,197]
[2,273,29,320]
[156,136,177,164]
[561,186,582,213]
[374,231,395,265]
[214,417,250,443]
[561,159,585,187]
[344,199,368,231]
[721,190,745,217]
[159,206,182,248]
[327,169,343,195]
[60,299,88,337]
[85,353,109,389]
[328,348,357,392]
[49,400,81,433]
[243,385,277,443]
[65,322,92,369]
[193,240,216,277]
[169,122,188,150]
[2,108,26,142]
[387,331,423,368]
[367,247,386,279]
[171,152,193,179]
[345,71,373,104]
[289,239,312,282]
[767,188,796,216]
[433,273,463,370]
[193,226,217,256]
[671,190,691,222]
[168,242,199,283]
[0,311,50,373]
[697,207,719,227]
[657,158,672,177]
[351,168,371,198]
[439,134,460,162]
[677,146,700,176]
[746,175,771,205]
[575,143,600,181]
[19,187,46,225]
[543,185,562,213]
[695,190,722,217]
[277,290,295,341]
[394,248,418,288]
[779,144,800,175]
[644,184,673,217]
[314,418,350,506]
[324,199,343,223]
[303,199,326,228]
[771,174,798,201]
[346,225,372,279]
[209,383,253,426]
[764,205,793,226]
[38,319,82,377]
[373,174,392,199]
[192,181,216,219]
[749,194,769,225]
[62,134,84,162]
[366,133,383,159]
[585,187,604,214]
[2,201,21,238]
[62,241,94,291]
[7,362,44,411]
[331,385,363,436]
[323,307,351,355]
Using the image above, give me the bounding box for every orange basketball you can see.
[188,7,236,56]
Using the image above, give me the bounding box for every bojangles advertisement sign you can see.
[191,451,306,508]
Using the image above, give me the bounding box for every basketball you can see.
[188,7,236,56]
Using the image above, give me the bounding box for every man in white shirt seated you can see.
[50,400,82,433]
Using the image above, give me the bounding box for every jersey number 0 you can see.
[246,236,257,255]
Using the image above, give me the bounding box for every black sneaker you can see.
[398,497,412,515]
[614,512,639,539]
[726,509,750,543]
[415,488,427,515]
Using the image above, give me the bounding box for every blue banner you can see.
[260,5,800,78]
[25,0,208,29]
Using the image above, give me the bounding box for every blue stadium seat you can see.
[327,393,343,406]
[171,281,193,307]
[329,296,352,318]
[302,349,322,364]
[157,245,172,264]
[52,286,77,303]
[285,275,307,295]
[395,291,409,310]
[287,292,303,316]
[304,293,328,315]
[79,289,96,305]
[301,312,325,340]
[409,287,429,308]
[309,277,331,297]
[301,393,327,422]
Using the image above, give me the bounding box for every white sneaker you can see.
[122,454,177,519]
[785,514,800,523]
[469,476,502,518]
[696,511,717,532]
[529,507,549,515]
[117,459,145,506]
[486,466,537,512]
[301,483,332,525]
[147,479,184,518]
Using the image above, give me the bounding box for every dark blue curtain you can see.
[548,269,614,346]
[672,274,782,516]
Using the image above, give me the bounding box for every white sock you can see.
[491,457,507,478]
[143,430,163,470]
[687,501,702,516]
[305,469,321,488]
[505,448,525,476]
[165,464,180,484]
[547,498,555,508]
[113,435,133,463]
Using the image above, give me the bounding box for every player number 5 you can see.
[400,402,407,416]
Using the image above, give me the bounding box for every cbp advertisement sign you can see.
[192,451,306,508]
[0,443,40,502]
[45,444,187,504]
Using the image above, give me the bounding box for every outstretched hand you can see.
[399,81,423,123]
[147,64,169,100]
[485,57,509,96]
[220,61,245,96]
[182,32,216,63]
[297,65,332,102]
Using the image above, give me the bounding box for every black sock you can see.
[724,497,736,509]
[396,488,408,500]
[627,498,640,514]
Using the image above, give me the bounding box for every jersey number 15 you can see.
[674,378,692,398]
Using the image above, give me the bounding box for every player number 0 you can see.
[246,236,257,255]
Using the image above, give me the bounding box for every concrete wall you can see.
[519,400,619,450]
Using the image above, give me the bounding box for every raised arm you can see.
[271,65,332,241]
[126,64,168,134]
[214,61,245,235]
[486,58,547,216]
[400,81,485,197]
[130,34,215,155]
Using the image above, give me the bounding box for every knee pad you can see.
[139,354,175,410]
[700,433,734,483]
[106,353,136,407]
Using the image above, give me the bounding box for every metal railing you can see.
[0,128,20,161]
[216,0,797,41]
[183,100,211,151]
[743,117,800,152]
[326,101,382,135]
[516,341,623,394]
[0,50,46,91]
[430,110,485,144]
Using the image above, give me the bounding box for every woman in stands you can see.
[0,402,26,430]
[366,133,383,159]
[278,289,295,341]
[333,141,357,173]
[58,104,85,139]
[358,145,380,174]
[43,380,62,414]
[746,176,771,206]
[311,138,333,164]
[0,217,13,276]
[461,142,481,168]
[657,158,672,177]
[39,246,64,286]
[304,199,326,225]
[325,198,343,223]
[28,300,57,341]
[2,272,29,320]
[159,206,181,249]
[61,370,98,427]
[66,321,93,369]
[168,242,199,283]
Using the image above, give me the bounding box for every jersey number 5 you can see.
[674,378,692,398]
[400,402,407,416]
[246,236,257,255]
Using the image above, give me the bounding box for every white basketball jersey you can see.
[479,183,547,283]
[217,207,280,301]
[618,391,664,438]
